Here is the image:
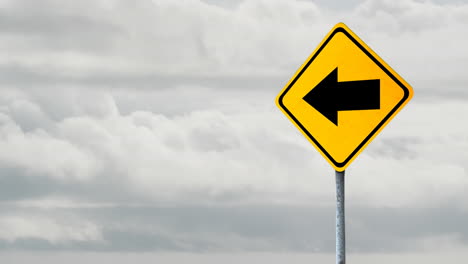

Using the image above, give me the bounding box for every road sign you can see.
[276,23,413,171]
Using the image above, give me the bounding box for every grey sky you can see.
[0,0,468,263]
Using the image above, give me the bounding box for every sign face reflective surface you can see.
[276,23,413,171]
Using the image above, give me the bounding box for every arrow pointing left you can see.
[303,67,380,125]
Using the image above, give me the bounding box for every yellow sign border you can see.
[276,23,413,171]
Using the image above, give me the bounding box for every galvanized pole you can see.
[335,170,345,264]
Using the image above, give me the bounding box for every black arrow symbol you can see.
[303,67,380,126]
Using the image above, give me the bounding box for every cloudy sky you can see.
[0,0,468,263]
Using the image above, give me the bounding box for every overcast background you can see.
[0,0,468,263]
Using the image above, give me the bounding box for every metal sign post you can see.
[335,170,345,264]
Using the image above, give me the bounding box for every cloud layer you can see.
[0,0,467,253]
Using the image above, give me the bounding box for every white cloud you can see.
[0,214,102,243]
[0,113,99,181]
[1,90,466,209]
[0,0,467,253]
[1,0,465,84]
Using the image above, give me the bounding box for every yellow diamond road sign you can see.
[276,23,413,172]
